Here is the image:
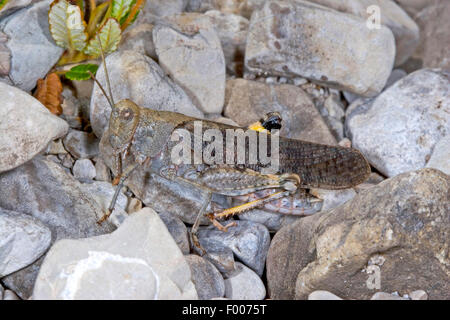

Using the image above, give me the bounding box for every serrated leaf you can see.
[65,63,99,81]
[34,73,63,115]
[120,0,144,30]
[83,18,121,57]
[49,0,88,51]
[111,0,134,23]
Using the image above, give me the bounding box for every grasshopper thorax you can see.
[108,99,141,152]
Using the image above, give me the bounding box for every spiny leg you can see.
[207,189,292,229]
[97,162,139,224]
[190,192,212,256]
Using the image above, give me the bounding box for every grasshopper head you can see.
[108,99,141,152]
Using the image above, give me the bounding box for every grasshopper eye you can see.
[120,108,134,121]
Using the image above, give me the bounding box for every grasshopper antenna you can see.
[88,34,115,109]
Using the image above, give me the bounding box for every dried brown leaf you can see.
[34,73,63,115]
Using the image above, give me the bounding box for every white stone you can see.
[0,208,52,277]
[0,82,68,173]
[224,262,266,300]
[153,13,226,114]
[33,208,198,300]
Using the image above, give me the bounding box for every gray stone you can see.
[63,130,99,159]
[384,69,407,89]
[224,262,266,300]
[346,69,450,177]
[185,255,225,300]
[186,0,266,18]
[266,213,323,299]
[0,208,51,277]
[414,1,450,70]
[0,158,115,299]
[153,13,226,114]
[90,50,203,138]
[120,22,157,59]
[395,0,431,17]
[294,169,450,300]
[3,290,20,300]
[224,79,336,145]
[0,0,64,91]
[409,290,428,300]
[158,211,190,255]
[0,31,11,76]
[308,290,343,300]
[143,0,187,17]
[33,208,198,300]
[46,139,67,155]
[0,0,38,19]
[0,82,69,173]
[194,237,236,276]
[72,159,97,182]
[426,135,450,175]
[197,220,270,276]
[307,0,419,66]
[245,0,395,97]
[370,292,408,300]
[0,283,3,300]
[79,180,128,228]
[94,158,111,182]
[205,10,249,76]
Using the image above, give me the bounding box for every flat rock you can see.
[185,255,225,300]
[153,13,226,114]
[307,0,419,66]
[90,50,203,138]
[370,292,408,300]
[143,0,187,17]
[0,208,51,277]
[72,159,96,182]
[346,69,450,177]
[33,208,198,300]
[308,290,343,300]
[0,82,68,173]
[158,211,190,255]
[425,135,450,175]
[62,130,99,159]
[294,169,449,300]
[0,0,64,91]
[194,237,236,276]
[205,10,249,76]
[0,157,115,298]
[224,262,266,300]
[266,213,323,299]
[224,78,336,145]
[245,0,395,97]
[197,220,271,276]
[414,1,450,70]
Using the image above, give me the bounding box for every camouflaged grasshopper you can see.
[91,44,371,252]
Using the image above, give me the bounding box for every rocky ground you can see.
[0,0,449,300]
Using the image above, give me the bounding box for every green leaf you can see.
[83,18,121,57]
[65,63,99,81]
[111,0,134,23]
[0,0,10,11]
[49,0,88,51]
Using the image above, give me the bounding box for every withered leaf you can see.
[34,72,63,115]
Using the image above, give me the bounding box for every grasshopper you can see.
[91,43,371,253]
